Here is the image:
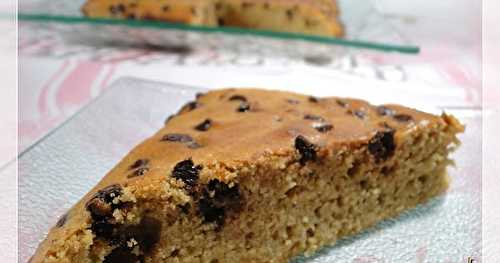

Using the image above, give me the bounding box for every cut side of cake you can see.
[31,89,463,263]
[81,0,343,37]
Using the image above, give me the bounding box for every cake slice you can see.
[82,0,218,26]
[31,89,463,263]
[81,0,343,37]
[214,0,343,37]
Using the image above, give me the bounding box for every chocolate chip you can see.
[97,185,123,203]
[172,159,202,190]
[86,185,125,240]
[286,9,293,20]
[128,167,149,178]
[304,114,325,122]
[90,215,116,240]
[287,99,300,105]
[308,96,319,103]
[207,180,241,208]
[190,7,196,15]
[195,92,205,99]
[162,5,170,12]
[198,180,241,228]
[194,119,212,132]
[179,101,199,113]
[120,217,161,252]
[218,18,225,26]
[376,106,394,116]
[393,114,413,122]
[103,246,140,263]
[354,110,366,119]
[109,5,121,15]
[295,135,317,165]
[129,217,162,253]
[199,197,225,227]
[56,213,68,227]
[117,4,126,12]
[237,102,251,112]
[179,203,191,214]
[186,141,202,149]
[91,219,116,240]
[313,123,333,133]
[170,249,180,257]
[242,2,254,8]
[86,185,123,218]
[306,228,315,237]
[305,19,319,27]
[215,2,223,10]
[161,133,193,143]
[161,133,201,149]
[368,130,396,162]
[228,94,247,102]
[263,3,270,9]
[129,159,149,170]
[336,99,347,107]
[348,110,366,119]
[86,185,126,240]
[102,217,161,262]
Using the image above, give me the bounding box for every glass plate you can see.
[18,78,480,262]
[18,0,420,57]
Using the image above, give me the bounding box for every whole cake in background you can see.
[30,88,463,263]
[82,0,344,37]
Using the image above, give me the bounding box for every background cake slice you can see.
[31,89,463,263]
[82,0,218,26]
[214,0,343,37]
[81,0,343,37]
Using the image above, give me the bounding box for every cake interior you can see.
[68,117,464,263]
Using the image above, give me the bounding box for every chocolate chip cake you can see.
[82,0,218,26]
[81,0,343,37]
[214,0,343,36]
[31,89,464,263]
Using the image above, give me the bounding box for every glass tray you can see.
[18,78,480,262]
[18,0,420,58]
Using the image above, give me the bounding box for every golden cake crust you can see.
[31,88,464,263]
[81,0,343,37]
[214,0,343,36]
[82,0,218,26]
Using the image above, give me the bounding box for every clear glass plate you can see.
[17,0,420,58]
[18,78,480,262]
